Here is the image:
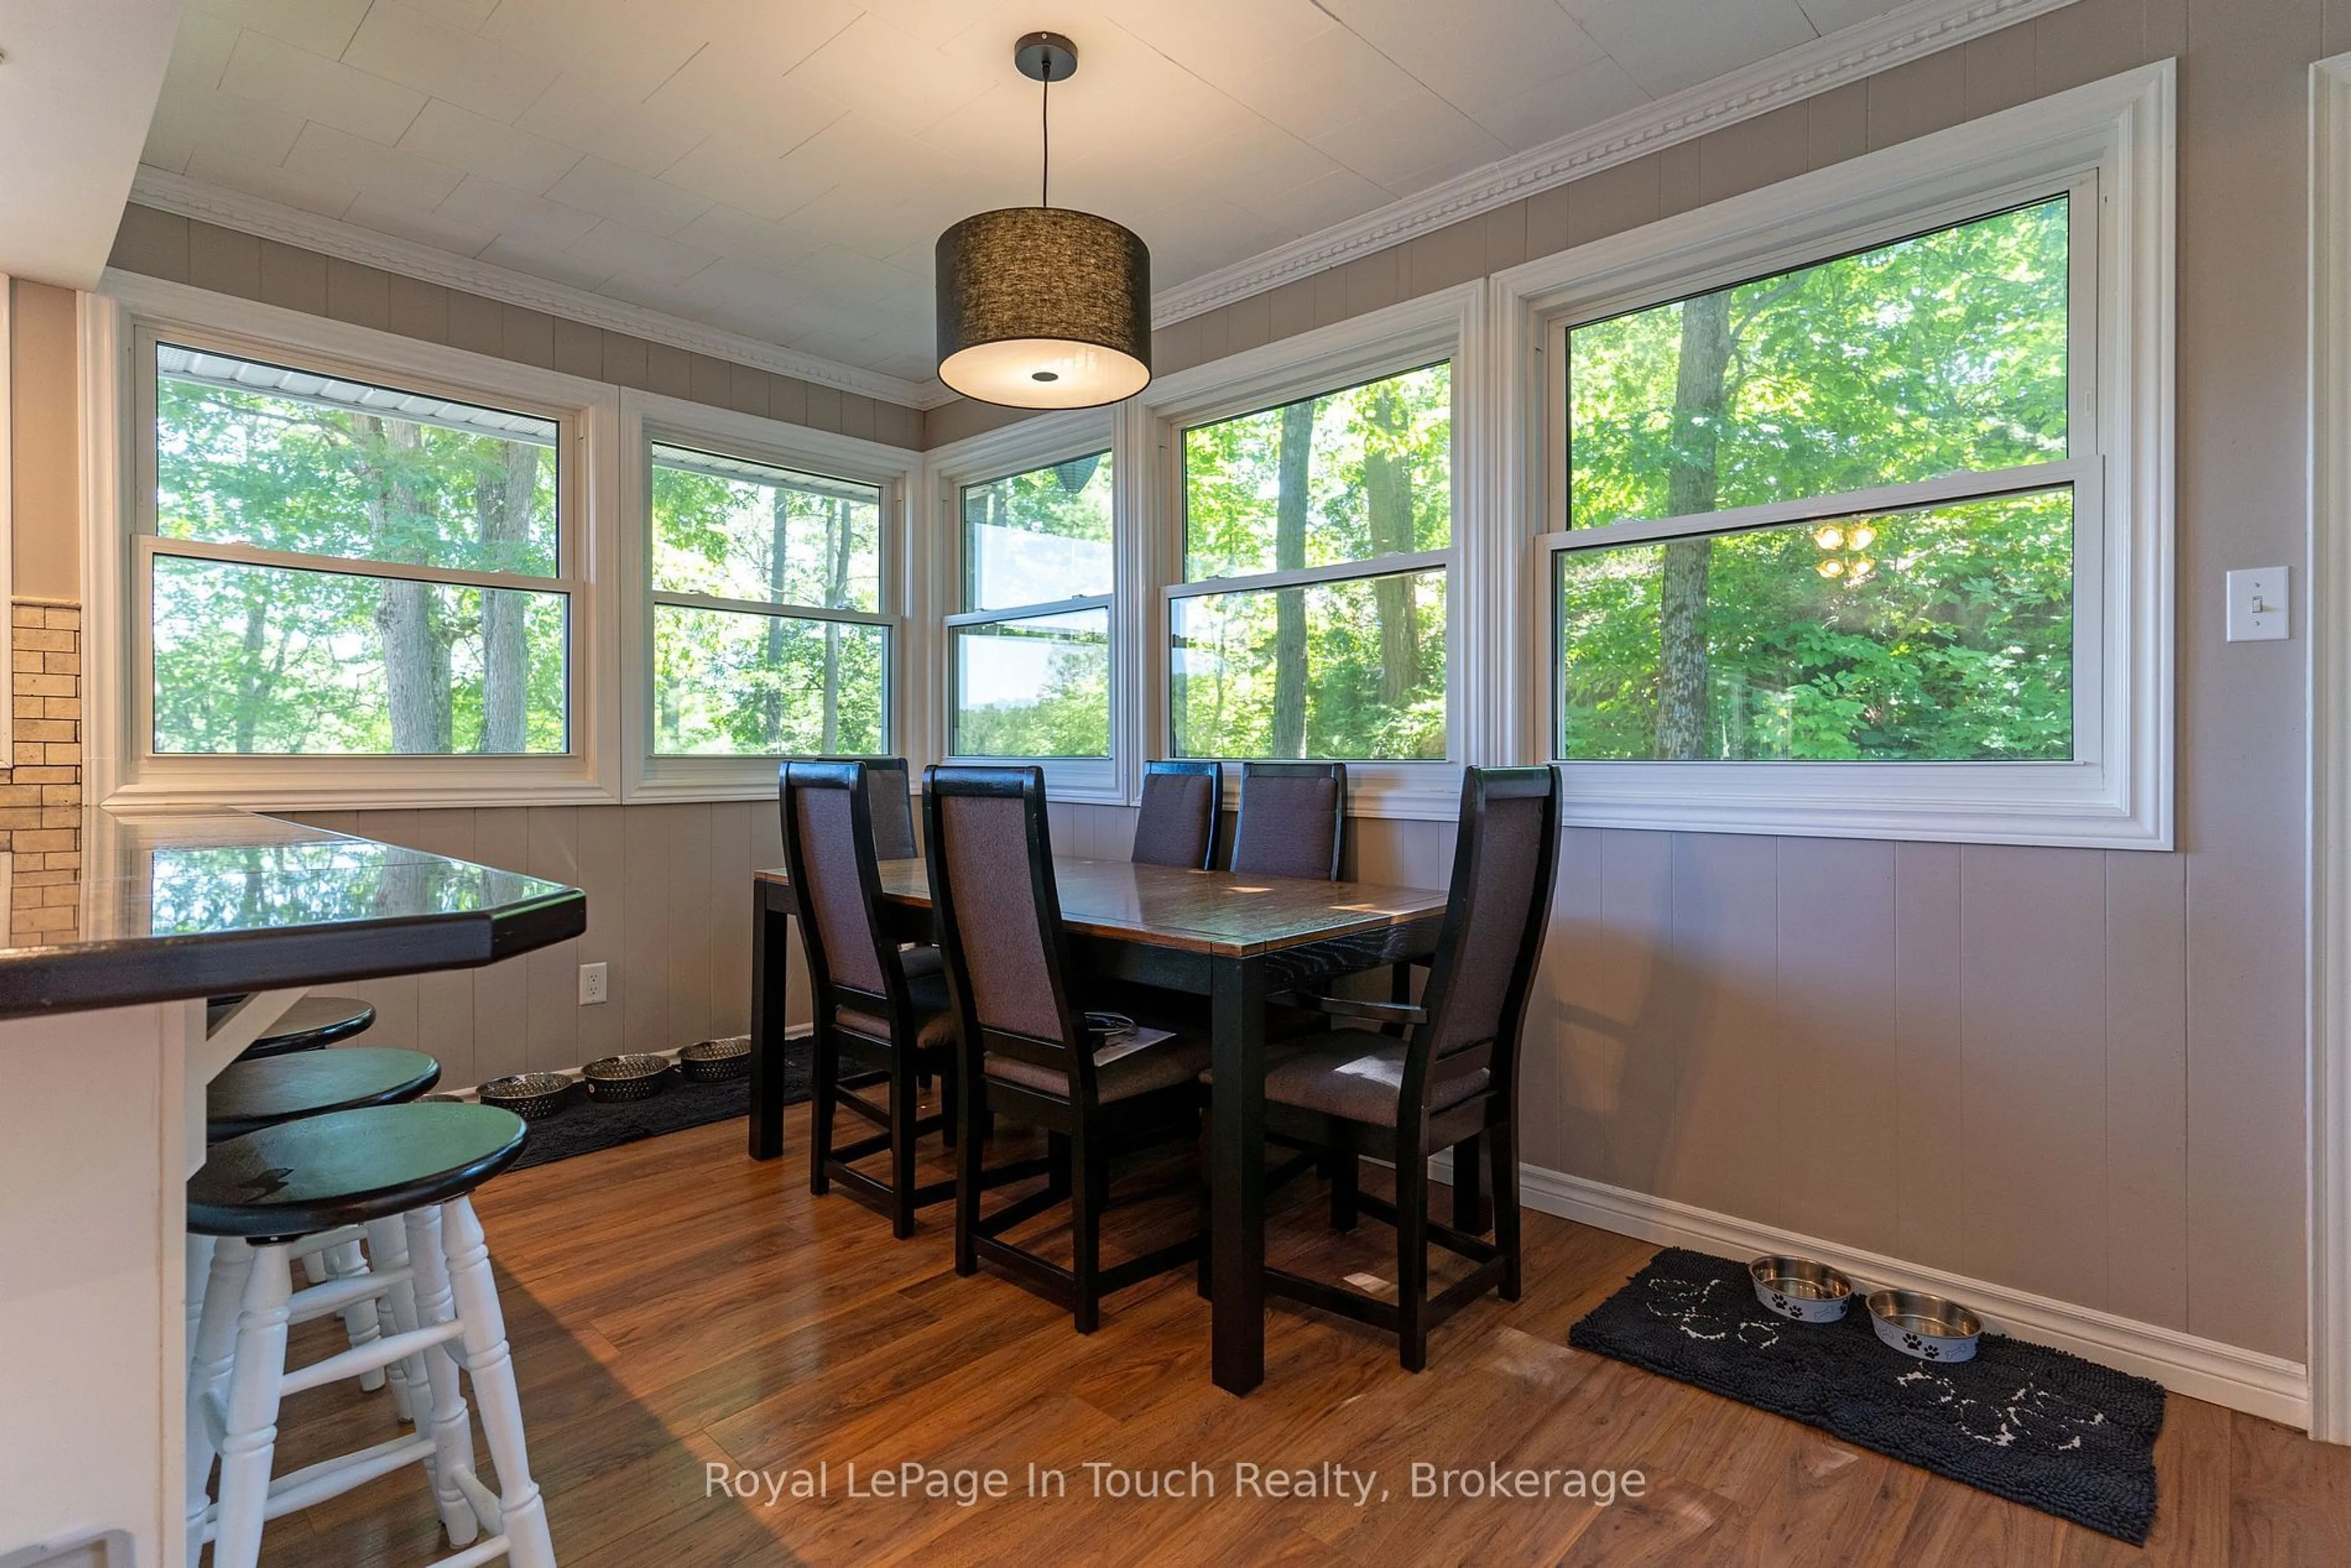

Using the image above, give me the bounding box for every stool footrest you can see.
[264,1433,437,1520]
[288,1264,410,1326]
[279,1318,461,1398]
[429,1532,517,1568]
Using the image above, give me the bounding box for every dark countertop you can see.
[0,811,585,1019]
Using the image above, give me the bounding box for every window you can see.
[1507,62,2173,846]
[948,451,1112,757]
[1554,199,2080,765]
[1170,363,1450,761]
[148,343,572,756]
[647,443,888,757]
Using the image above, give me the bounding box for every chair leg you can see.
[209,1244,294,1568]
[323,1234,386,1391]
[1330,1153,1360,1232]
[1070,1138,1104,1334]
[441,1195,557,1568]
[1394,1144,1430,1373]
[186,1236,253,1568]
[1046,1132,1071,1200]
[954,1068,984,1278]
[1450,1131,1491,1236]
[405,1204,479,1548]
[1493,1117,1523,1302]
[364,1216,427,1424]
[810,1029,838,1197]
[940,1062,959,1149]
[890,1057,919,1239]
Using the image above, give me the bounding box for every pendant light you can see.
[934,32,1152,409]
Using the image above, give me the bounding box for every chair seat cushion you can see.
[834,967,957,1051]
[1262,1030,1489,1127]
[986,1029,1210,1104]
[898,943,943,980]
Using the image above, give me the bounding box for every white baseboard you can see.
[1434,1153,2310,1428]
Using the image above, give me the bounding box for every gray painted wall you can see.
[116,0,2331,1367]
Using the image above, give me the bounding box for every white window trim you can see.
[1133,281,1490,821]
[1493,61,2175,849]
[84,272,624,810]
[922,408,1120,801]
[618,388,920,802]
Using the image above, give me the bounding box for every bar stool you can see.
[213,993,379,1060]
[186,1103,556,1568]
[195,1048,445,1418]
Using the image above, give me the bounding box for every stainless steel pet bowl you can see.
[678,1036,751,1083]
[1749,1256,1853,1322]
[1865,1289,1983,1362]
[581,1054,669,1103]
[478,1071,572,1120]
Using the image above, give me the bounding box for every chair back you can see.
[823,755,915,859]
[1406,767,1562,1114]
[922,766,1097,1101]
[1131,759,1221,870]
[1229,762,1346,880]
[779,761,914,1033]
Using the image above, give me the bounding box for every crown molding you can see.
[124,167,952,411]
[1150,0,2086,326]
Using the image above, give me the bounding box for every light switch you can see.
[2227,566,2291,642]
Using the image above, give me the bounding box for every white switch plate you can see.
[578,962,608,1005]
[2227,566,2291,641]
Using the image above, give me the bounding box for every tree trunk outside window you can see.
[1272,399,1313,757]
[1655,289,1734,760]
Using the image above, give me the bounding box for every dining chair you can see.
[924,764,1209,1332]
[781,759,959,1239]
[1130,759,1222,870]
[1256,765,1562,1370]
[1229,761,1347,880]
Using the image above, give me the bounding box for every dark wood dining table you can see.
[748,855,1450,1394]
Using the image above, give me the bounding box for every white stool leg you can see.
[301,1248,328,1286]
[324,1234,386,1391]
[185,1236,251,1568]
[407,1202,479,1547]
[210,1243,293,1568]
[363,1215,424,1422]
[443,1195,556,1568]
[184,1234,214,1371]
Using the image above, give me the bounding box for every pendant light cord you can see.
[1040,69,1051,208]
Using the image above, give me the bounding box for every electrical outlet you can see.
[2227,566,2291,642]
[578,962,608,1006]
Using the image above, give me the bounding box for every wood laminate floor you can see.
[244,1103,2351,1567]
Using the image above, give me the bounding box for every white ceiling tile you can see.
[1562,0,1818,97]
[1088,0,1337,74]
[513,72,716,179]
[144,78,307,175]
[659,133,841,225]
[1796,0,1910,31]
[565,220,719,287]
[1316,0,1607,113]
[217,29,429,145]
[1466,54,1650,151]
[186,0,371,58]
[779,13,992,133]
[789,245,924,306]
[165,10,242,92]
[671,205,827,271]
[407,0,501,28]
[285,121,465,211]
[545,156,714,237]
[1229,165,1393,236]
[186,145,357,219]
[1308,86,1512,193]
[478,234,618,293]
[342,2,562,122]
[399,99,582,193]
[343,191,497,256]
[435,173,602,249]
[1181,21,1429,144]
[481,0,708,103]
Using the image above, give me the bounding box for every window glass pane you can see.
[1171,569,1445,760]
[1182,363,1450,580]
[653,604,884,756]
[953,609,1110,759]
[962,452,1112,611]
[151,555,568,755]
[156,344,559,577]
[1567,198,2069,530]
[650,444,881,611]
[1556,489,2073,761]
